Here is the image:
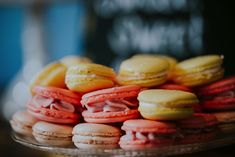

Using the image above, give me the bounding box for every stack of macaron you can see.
[196,76,235,134]
[10,54,235,150]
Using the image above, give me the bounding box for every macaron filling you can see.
[121,131,175,143]
[85,98,138,113]
[10,119,32,130]
[33,131,72,141]
[66,74,113,80]
[139,102,192,110]
[176,66,223,80]
[31,95,75,113]
[118,71,167,81]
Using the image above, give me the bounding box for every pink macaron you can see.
[119,119,177,150]
[196,76,235,111]
[81,85,141,123]
[177,113,218,144]
[27,86,81,124]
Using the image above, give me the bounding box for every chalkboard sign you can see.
[86,0,203,67]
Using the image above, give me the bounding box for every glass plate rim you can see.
[12,131,235,157]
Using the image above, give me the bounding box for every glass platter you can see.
[12,132,235,157]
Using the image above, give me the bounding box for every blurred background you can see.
[0,0,234,156]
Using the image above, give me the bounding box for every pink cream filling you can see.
[31,95,75,113]
[85,99,138,113]
[121,131,174,142]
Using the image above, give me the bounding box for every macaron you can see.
[60,55,92,67]
[81,85,141,123]
[29,62,67,93]
[138,89,198,120]
[213,112,235,134]
[196,76,235,111]
[72,123,121,149]
[156,83,192,93]
[177,113,218,144]
[10,110,38,136]
[131,54,177,79]
[117,57,169,87]
[172,55,224,87]
[119,119,177,150]
[27,86,81,124]
[156,84,202,113]
[65,63,116,93]
[33,121,73,146]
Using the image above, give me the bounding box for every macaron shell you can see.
[33,121,73,146]
[117,57,169,87]
[131,54,177,79]
[67,77,115,93]
[119,57,169,74]
[81,85,141,105]
[197,76,235,96]
[122,119,177,134]
[33,121,73,135]
[12,110,38,126]
[10,120,33,136]
[10,110,38,136]
[82,109,140,123]
[172,68,224,87]
[178,113,218,129]
[172,55,224,87]
[33,133,73,146]
[138,89,198,107]
[72,123,121,149]
[27,104,79,124]
[138,106,193,120]
[65,63,116,93]
[67,63,116,78]
[202,98,235,111]
[33,86,81,105]
[72,123,121,136]
[174,55,223,73]
[29,62,67,92]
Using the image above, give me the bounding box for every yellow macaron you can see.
[131,54,177,79]
[29,62,67,93]
[172,54,224,87]
[60,55,92,67]
[65,63,116,93]
[117,57,169,87]
[138,89,198,120]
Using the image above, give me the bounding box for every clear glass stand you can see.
[12,132,235,157]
